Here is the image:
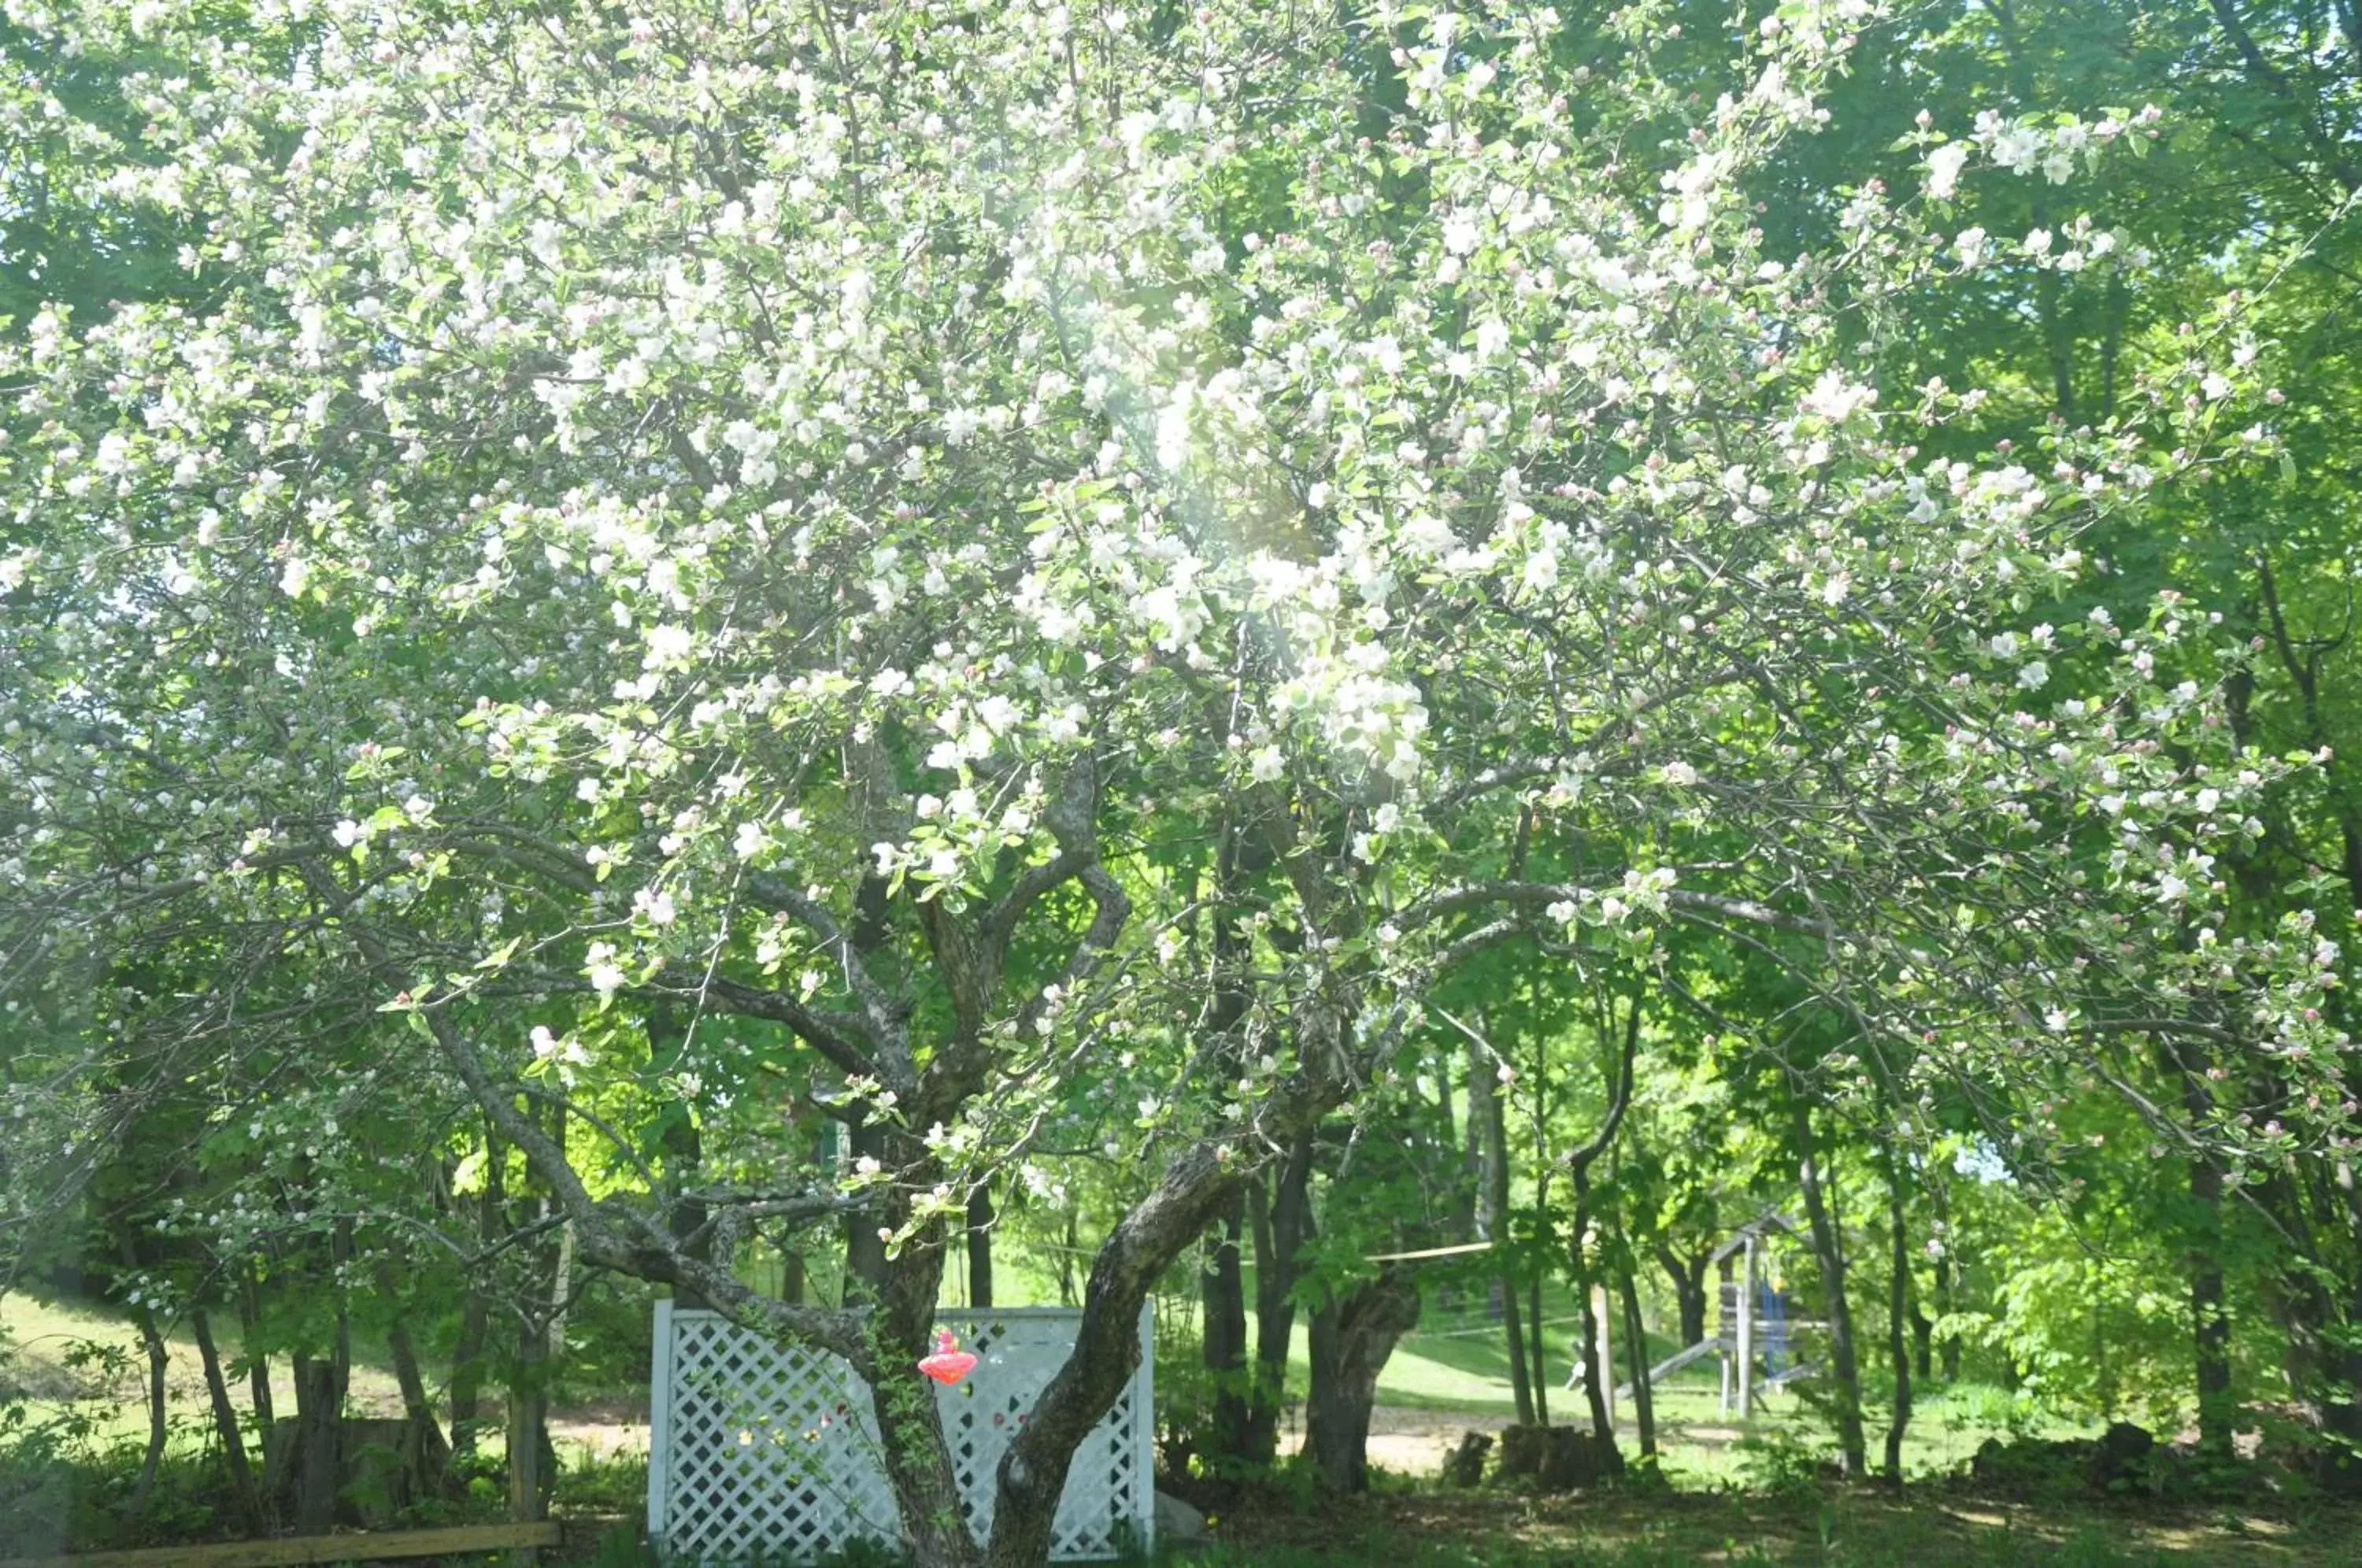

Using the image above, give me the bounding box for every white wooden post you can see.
[1135,1300,1157,1551]
[646,1297,674,1537]
[1736,1238,1755,1418]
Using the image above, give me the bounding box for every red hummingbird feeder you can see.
[917,1329,978,1387]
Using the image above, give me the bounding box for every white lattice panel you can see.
[648,1304,1153,1563]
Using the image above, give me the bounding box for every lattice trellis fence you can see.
[647,1303,1154,1563]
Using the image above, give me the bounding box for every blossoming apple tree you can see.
[3,0,2347,1557]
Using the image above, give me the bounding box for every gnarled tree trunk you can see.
[986,1147,1237,1566]
[1304,1265,1420,1493]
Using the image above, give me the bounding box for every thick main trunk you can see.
[1794,1099,1866,1476]
[986,1145,1238,1567]
[191,1306,269,1531]
[867,1189,976,1568]
[1246,1131,1315,1462]
[1304,1266,1420,1494]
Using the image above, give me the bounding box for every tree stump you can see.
[1537,1426,1608,1492]
[1497,1424,1544,1480]
[1440,1431,1493,1488]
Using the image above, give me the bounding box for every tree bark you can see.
[1560,988,1641,1470]
[1304,1266,1420,1494]
[449,1131,503,1465]
[1566,1170,1615,1466]
[844,1116,891,1301]
[1470,1036,1534,1424]
[1793,1097,1866,1476]
[1617,1259,1656,1461]
[239,1266,275,1432]
[2176,1060,2237,1456]
[861,1172,975,1568]
[1883,1156,1912,1485]
[1202,1185,1253,1463]
[128,1297,169,1522]
[652,1001,711,1311]
[1526,1270,1549,1427]
[1246,1130,1315,1462]
[506,1307,552,1528]
[1657,1242,1709,1351]
[290,1352,343,1532]
[984,1145,1239,1566]
[386,1309,454,1489]
[1501,1273,1534,1426]
[191,1306,269,1531]
[968,1181,995,1309]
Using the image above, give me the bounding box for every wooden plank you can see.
[2,1521,565,1568]
[1363,1241,1494,1263]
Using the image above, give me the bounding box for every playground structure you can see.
[1614,1213,1820,1415]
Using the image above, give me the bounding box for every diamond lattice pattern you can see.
[650,1305,1151,1563]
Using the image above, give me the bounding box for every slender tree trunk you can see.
[1202,1186,1253,1462]
[239,1266,275,1432]
[1303,1266,1420,1493]
[1471,1040,1534,1424]
[509,1106,564,1551]
[1526,1270,1549,1426]
[128,1299,169,1522]
[1883,1156,1912,1485]
[650,1001,713,1313]
[844,1117,890,1300]
[1657,1243,1709,1349]
[386,1310,454,1487]
[1793,1097,1866,1476]
[1618,1260,1656,1462]
[1501,1274,1535,1426]
[968,1182,995,1309]
[1934,1248,1961,1381]
[1566,1170,1617,1471]
[450,1133,503,1465]
[1559,988,1641,1470]
[2176,1065,2236,1456]
[192,1306,269,1531]
[1246,1131,1315,1462]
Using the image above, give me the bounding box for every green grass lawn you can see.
[1171,1486,2362,1566]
